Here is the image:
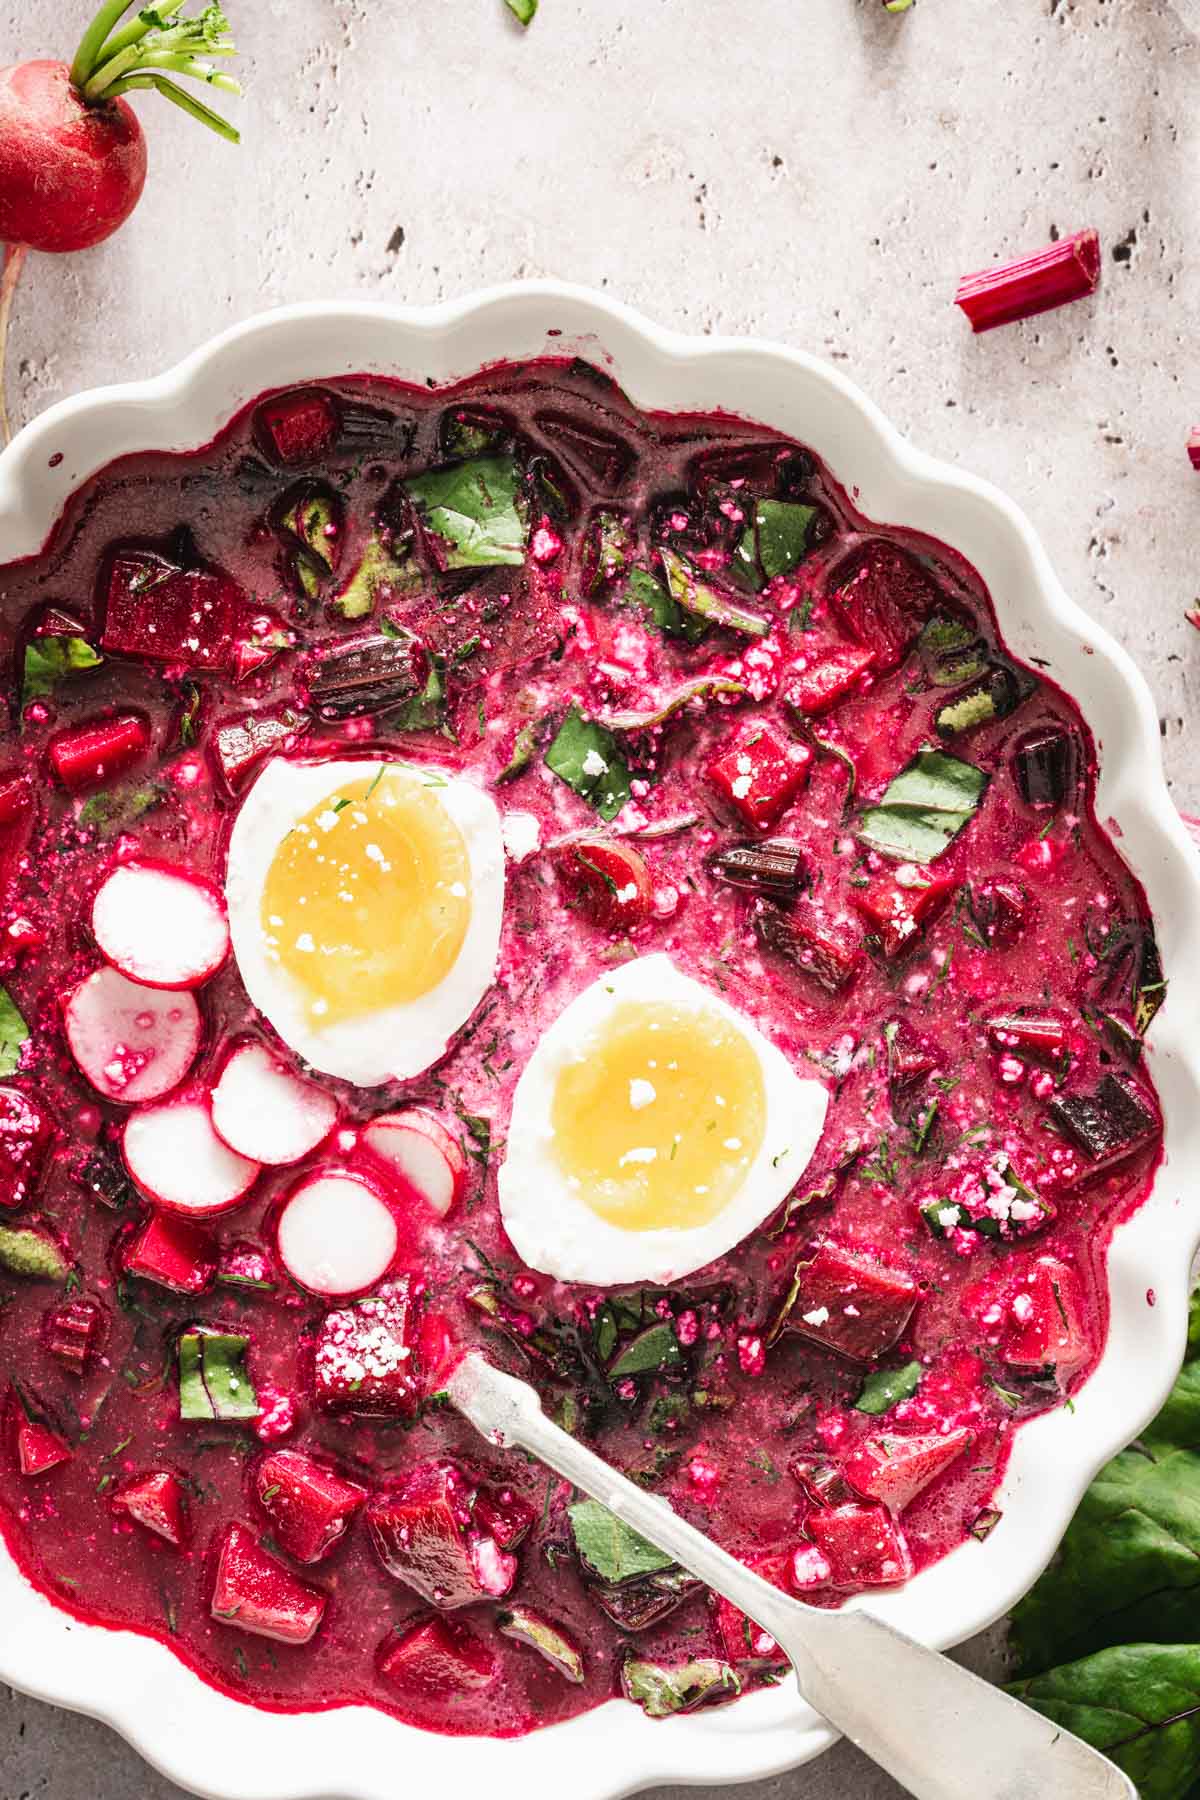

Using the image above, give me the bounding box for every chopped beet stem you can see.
[1188,429,1200,472]
[954,229,1101,333]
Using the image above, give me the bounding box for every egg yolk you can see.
[260,769,471,1025]
[549,999,767,1231]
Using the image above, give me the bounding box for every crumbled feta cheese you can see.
[581,748,608,778]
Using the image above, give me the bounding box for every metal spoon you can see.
[447,1351,1134,1800]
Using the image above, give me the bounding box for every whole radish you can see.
[0,2,241,441]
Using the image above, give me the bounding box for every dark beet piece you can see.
[366,1461,517,1609]
[42,1298,105,1375]
[972,875,1029,948]
[306,629,428,719]
[779,1243,919,1361]
[1013,723,1075,807]
[253,390,339,467]
[1001,1257,1090,1375]
[1048,1074,1160,1178]
[379,1616,496,1696]
[828,543,940,673]
[753,906,863,994]
[708,839,805,900]
[587,1569,703,1632]
[534,410,637,489]
[211,707,308,796]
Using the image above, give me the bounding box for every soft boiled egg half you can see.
[498,953,828,1285]
[225,758,504,1086]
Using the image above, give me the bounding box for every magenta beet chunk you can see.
[986,1014,1066,1067]
[366,1461,517,1609]
[112,1469,188,1547]
[829,543,940,673]
[884,1017,940,1088]
[1001,1257,1091,1377]
[0,1085,53,1211]
[471,1482,536,1552]
[210,707,308,796]
[8,1393,71,1477]
[783,1242,919,1362]
[710,1550,792,1671]
[789,1457,859,1509]
[253,1448,367,1564]
[123,1211,216,1295]
[752,907,864,995]
[843,1427,974,1514]
[210,1522,327,1645]
[42,1297,105,1375]
[0,771,34,908]
[311,1279,421,1417]
[707,727,812,831]
[49,712,150,792]
[378,1615,497,1697]
[853,868,957,958]
[972,876,1030,948]
[101,548,289,679]
[784,642,876,716]
[806,1504,913,1590]
[253,389,339,467]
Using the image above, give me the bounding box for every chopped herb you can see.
[21,634,102,706]
[0,986,28,1078]
[733,499,818,588]
[855,1360,923,1415]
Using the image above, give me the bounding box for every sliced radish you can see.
[361,1109,468,1220]
[63,966,201,1105]
[276,1170,398,1298]
[211,1040,338,1166]
[123,1093,260,1218]
[92,860,229,990]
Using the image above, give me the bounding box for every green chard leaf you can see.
[601,676,748,734]
[21,635,102,706]
[497,1605,583,1682]
[608,1322,685,1380]
[567,1498,675,1584]
[854,1360,923,1416]
[733,499,818,588]
[917,614,990,688]
[391,656,448,734]
[621,1656,741,1719]
[178,1330,259,1422]
[857,749,989,864]
[496,721,540,784]
[78,784,165,836]
[405,456,526,569]
[659,547,770,638]
[625,565,707,645]
[333,533,419,619]
[0,1222,69,1282]
[1011,1290,1200,1677]
[1009,1644,1200,1800]
[545,705,632,821]
[505,0,537,21]
[0,986,28,1077]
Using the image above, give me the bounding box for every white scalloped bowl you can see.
[1,286,1199,1800]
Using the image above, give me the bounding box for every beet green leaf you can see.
[857,748,988,863]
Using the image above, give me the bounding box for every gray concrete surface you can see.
[0,0,1196,1794]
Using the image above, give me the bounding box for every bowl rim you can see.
[2,280,1199,1800]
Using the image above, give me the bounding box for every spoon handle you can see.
[447,1353,1134,1800]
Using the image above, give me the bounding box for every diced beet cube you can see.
[0,772,33,908]
[42,1298,105,1375]
[123,1211,216,1295]
[253,1448,367,1564]
[0,1085,53,1211]
[784,643,876,716]
[101,549,288,679]
[708,728,812,831]
[253,389,339,467]
[853,868,956,958]
[971,875,1030,948]
[753,905,863,994]
[843,1427,974,1514]
[782,1242,919,1362]
[311,1279,422,1417]
[366,1460,517,1610]
[1048,1074,1160,1181]
[210,1522,327,1645]
[884,1017,940,1089]
[710,1551,792,1671]
[1001,1257,1091,1377]
[112,1469,188,1547]
[49,712,150,792]
[471,1482,536,1551]
[829,543,940,673]
[805,1503,913,1589]
[8,1391,71,1476]
[378,1615,497,1697]
[987,1014,1066,1066]
[210,707,308,796]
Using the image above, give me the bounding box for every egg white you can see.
[225,757,505,1086]
[498,953,829,1285]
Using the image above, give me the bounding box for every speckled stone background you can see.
[0,0,1196,1794]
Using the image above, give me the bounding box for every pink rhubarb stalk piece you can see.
[954,228,1101,333]
[210,1522,327,1645]
[1188,430,1200,471]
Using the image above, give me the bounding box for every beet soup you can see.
[0,358,1164,1735]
